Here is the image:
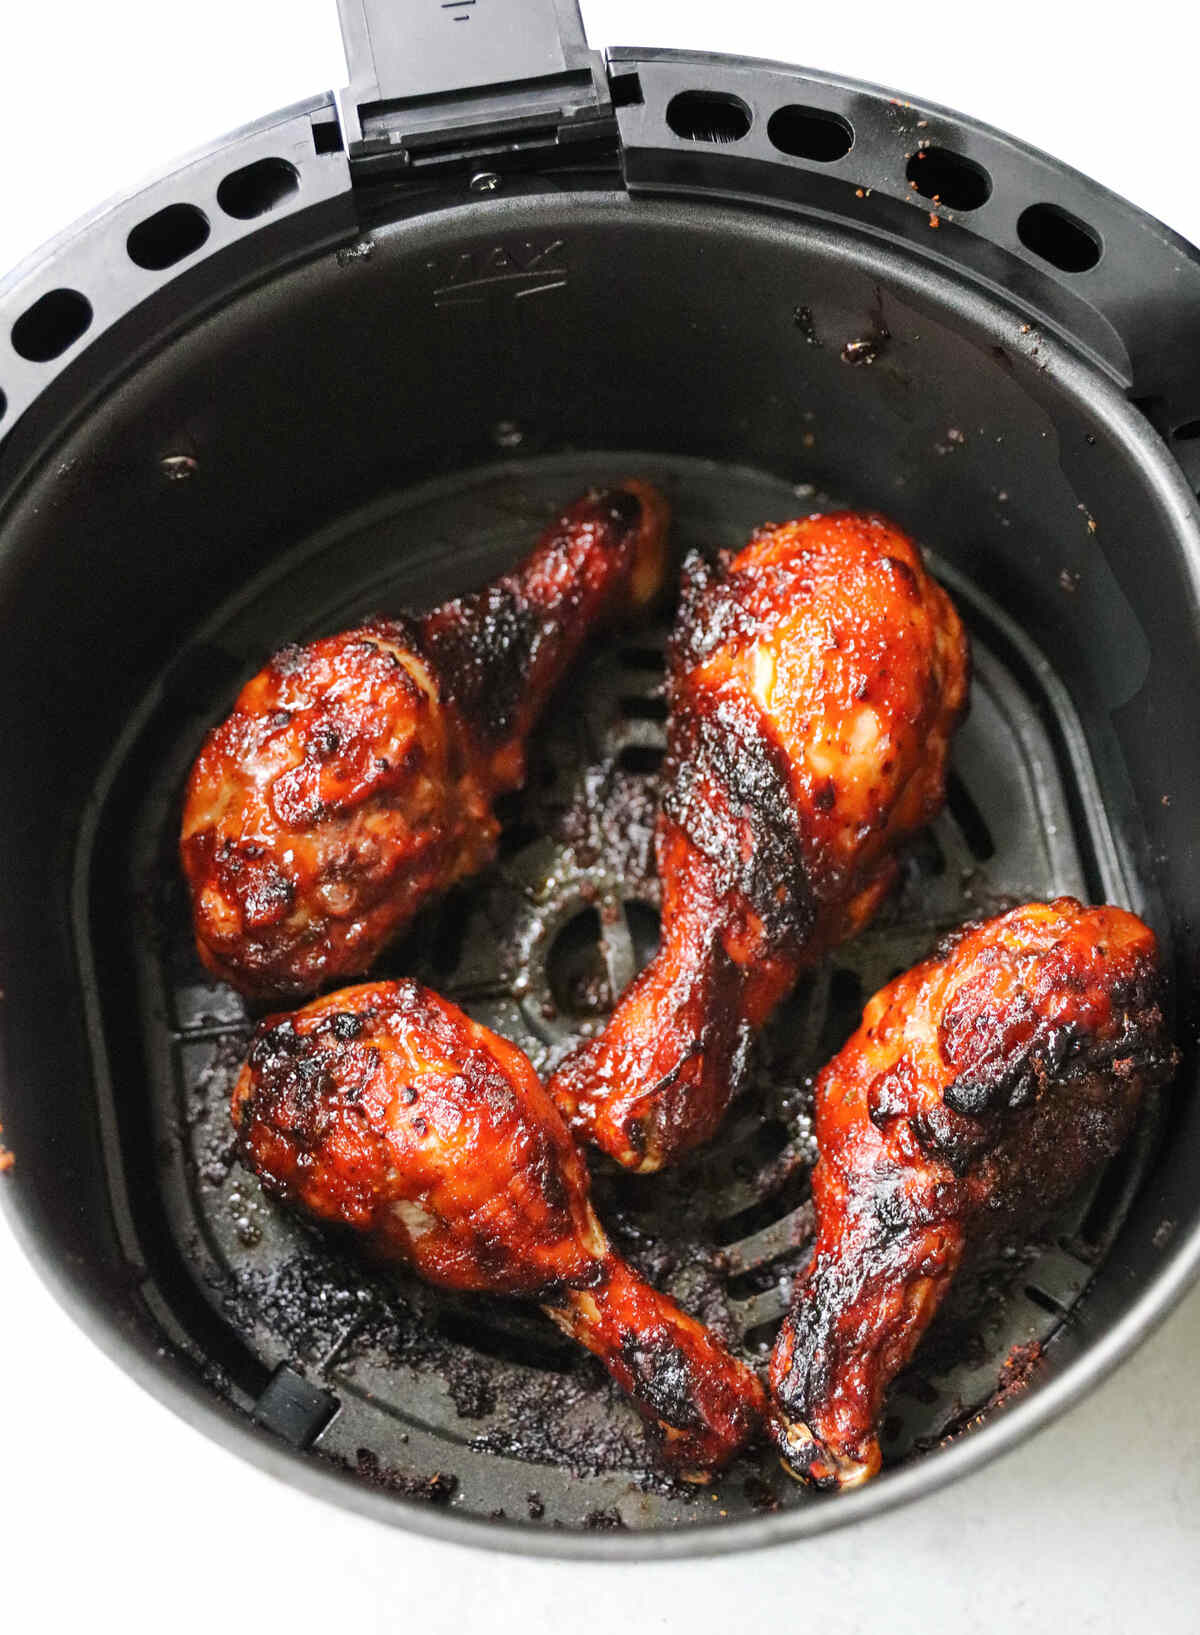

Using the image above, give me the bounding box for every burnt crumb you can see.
[526,1491,546,1520]
[353,1447,458,1505]
[585,1506,627,1531]
[426,1472,459,1505]
[446,1358,498,1420]
[996,1340,1042,1397]
[743,1474,781,1512]
[792,305,821,347]
[923,1334,1048,1448]
[209,1237,425,1363]
[466,1361,679,1490]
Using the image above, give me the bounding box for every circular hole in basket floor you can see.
[547,901,660,1019]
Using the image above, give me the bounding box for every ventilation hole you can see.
[546,901,660,1018]
[617,743,665,774]
[1173,419,1200,442]
[592,1168,663,1217]
[831,965,864,1013]
[217,157,300,220]
[946,771,996,860]
[744,1317,784,1351]
[624,900,661,969]
[816,965,865,1059]
[426,900,470,977]
[435,1310,570,1372]
[0,387,6,421]
[10,288,93,362]
[126,203,211,271]
[1023,1283,1067,1317]
[904,146,991,210]
[746,1118,792,1166]
[909,827,947,878]
[767,105,854,163]
[726,1256,797,1300]
[713,1167,812,1247]
[496,820,541,859]
[312,119,344,155]
[1017,202,1102,273]
[610,71,643,108]
[666,91,752,145]
[620,645,666,672]
[547,907,609,1017]
[619,694,668,722]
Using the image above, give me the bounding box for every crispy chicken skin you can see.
[549,512,969,1171]
[769,897,1175,1491]
[232,979,765,1477]
[182,482,670,1000]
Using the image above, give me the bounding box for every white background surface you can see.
[2,3,1198,1629]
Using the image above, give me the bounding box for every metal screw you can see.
[160,454,198,481]
[470,171,502,194]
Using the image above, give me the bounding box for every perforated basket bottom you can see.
[108,452,1154,1535]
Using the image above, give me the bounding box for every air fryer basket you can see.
[1,3,1199,1558]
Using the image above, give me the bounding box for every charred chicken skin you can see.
[769,897,1174,1491]
[232,979,766,1477]
[549,511,969,1171]
[182,483,670,1000]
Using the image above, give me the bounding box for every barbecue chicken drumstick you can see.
[549,511,969,1171]
[233,979,766,1478]
[769,897,1174,1490]
[182,483,669,1000]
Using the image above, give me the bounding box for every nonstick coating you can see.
[0,186,1198,1556]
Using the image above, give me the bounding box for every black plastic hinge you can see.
[334,0,615,183]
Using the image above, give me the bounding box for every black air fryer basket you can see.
[1,0,1198,1558]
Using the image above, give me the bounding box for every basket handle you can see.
[334,0,611,167]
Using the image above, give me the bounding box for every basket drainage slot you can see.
[947,770,996,859]
[713,1168,812,1247]
[617,744,665,774]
